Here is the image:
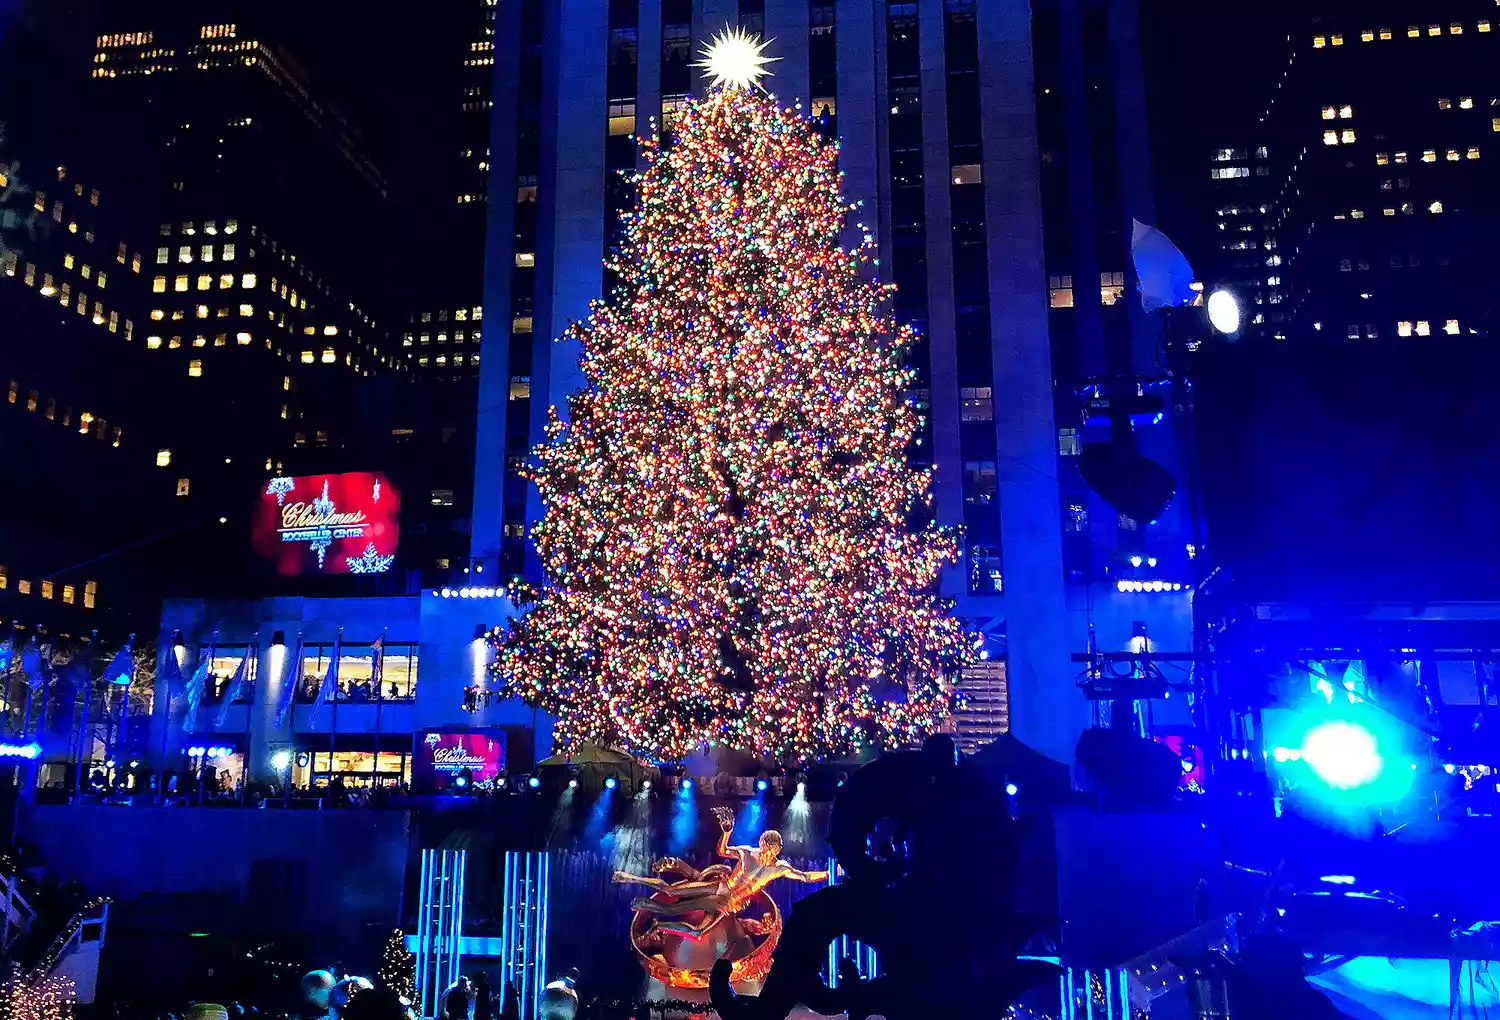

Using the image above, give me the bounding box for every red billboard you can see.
[414,730,507,791]
[252,472,401,576]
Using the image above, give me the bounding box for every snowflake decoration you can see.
[266,476,295,506]
[312,479,336,518]
[372,478,382,504]
[310,533,332,569]
[347,543,396,574]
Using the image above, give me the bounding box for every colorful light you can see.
[486,82,972,763]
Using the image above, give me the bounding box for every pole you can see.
[157,644,174,805]
[373,630,386,788]
[327,629,342,798]
[72,639,95,803]
[240,640,258,806]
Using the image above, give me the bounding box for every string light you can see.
[485,80,973,763]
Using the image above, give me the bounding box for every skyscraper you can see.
[469,0,1194,762]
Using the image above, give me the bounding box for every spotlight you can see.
[755,778,769,793]
[455,771,470,790]
[497,775,508,788]
[796,781,806,796]
[474,623,487,640]
[1301,720,1382,789]
[527,776,540,789]
[1005,782,1019,796]
[271,630,286,647]
[568,779,578,789]
[272,750,292,770]
[295,751,312,769]
[641,779,652,791]
[680,778,694,793]
[128,759,140,769]
[1207,289,1241,335]
[1444,763,1457,775]
[604,777,617,790]
[1129,555,1142,568]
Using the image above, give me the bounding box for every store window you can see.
[201,646,258,703]
[298,643,417,702]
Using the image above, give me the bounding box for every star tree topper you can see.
[692,26,779,90]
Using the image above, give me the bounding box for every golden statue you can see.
[613,806,828,989]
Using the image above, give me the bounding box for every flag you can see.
[19,638,43,688]
[309,632,341,724]
[1130,218,1198,313]
[161,645,186,696]
[182,646,212,734]
[275,634,304,728]
[371,636,384,698]
[0,634,13,675]
[213,643,255,729]
[50,661,89,738]
[102,640,134,686]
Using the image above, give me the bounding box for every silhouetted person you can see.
[472,974,493,1020]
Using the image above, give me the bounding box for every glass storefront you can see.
[297,643,418,702]
[292,747,411,789]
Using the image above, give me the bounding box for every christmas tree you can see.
[490,31,973,762]
[376,929,415,1004]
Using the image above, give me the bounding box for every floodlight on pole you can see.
[1206,289,1241,336]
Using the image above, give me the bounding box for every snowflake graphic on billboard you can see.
[266,477,295,506]
[372,478,382,504]
[312,480,336,518]
[347,543,396,574]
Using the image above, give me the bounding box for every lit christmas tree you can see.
[489,31,973,762]
[376,929,416,1004]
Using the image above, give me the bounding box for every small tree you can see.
[0,122,43,265]
[377,929,416,1004]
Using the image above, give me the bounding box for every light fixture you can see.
[604,777,617,790]
[271,630,286,648]
[272,750,292,770]
[474,623,487,640]
[527,776,540,789]
[568,778,579,789]
[1206,289,1241,335]
[755,778,769,793]
[680,778,694,793]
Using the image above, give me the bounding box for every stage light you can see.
[680,778,693,793]
[604,777,617,790]
[1207,289,1241,335]
[271,630,286,647]
[1301,720,1381,789]
[1444,763,1457,774]
[129,759,139,769]
[1005,782,1019,796]
[272,750,292,770]
[0,742,41,760]
[497,775,508,788]
[1129,555,1142,568]
[755,778,769,793]
[568,779,578,789]
[796,781,806,795]
[295,751,312,769]
[188,746,204,757]
[527,776,541,789]
[1271,746,1301,763]
[455,773,470,790]
[474,623,488,640]
[641,779,651,791]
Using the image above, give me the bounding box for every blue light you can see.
[527,776,541,789]
[1444,763,1457,775]
[755,778,769,792]
[1302,720,1382,789]
[455,774,469,789]
[0,742,41,760]
[680,778,693,793]
[1004,782,1018,796]
[604,777,617,790]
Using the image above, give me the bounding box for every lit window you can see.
[192,335,206,347]
[1351,209,1365,219]
[951,163,983,185]
[1416,320,1431,336]
[214,334,226,347]
[1422,149,1436,162]
[146,335,163,348]
[1322,106,1337,120]
[176,478,191,496]
[1379,28,1392,40]
[179,245,193,263]
[513,316,534,333]
[1339,259,1352,272]
[156,448,171,467]
[1439,98,1452,110]
[280,404,288,420]
[1314,34,1326,47]
[194,303,208,318]
[1430,200,1444,213]
[204,221,217,235]
[1341,129,1356,143]
[156,246,169,264]
[169,336,182,349]
[1384,208,1396,216]
[1408,25,1419,37]
[222,244,235,261]
[300,350,315,363]
[1376,152,1389,165]
[43,580,57,600]
[607,100,635,136]
[1428,24,1441,36]
[225,219,238,234]
[1482,21,1492,33]
[1360,29,1373,41]
[1331,33,1343,45]
[1100,271,1125,305]
[197,274,211,290]
[1395,151,1408,163]
[153,275,167,293]
[239,303,253,316]
[1450,22,1462,34]
[242,272,256,288]
[1323,130,1339,145]
[235,331,252,344]
[83,581,95,609]
[1461,97,1475,110]
[283,375,291,391]
[18,580,30,596]
[321,348,336,364]
[61,585,74,604]
[1339,105,1353,118]
[1468,147,1481,160]
[188,359,202,377]
[1445,319,1461,335]
[1398,321,1413,337]
[174,274,189,292]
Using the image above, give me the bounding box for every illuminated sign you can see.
[251,472,401,576]
[414,730,506,791]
